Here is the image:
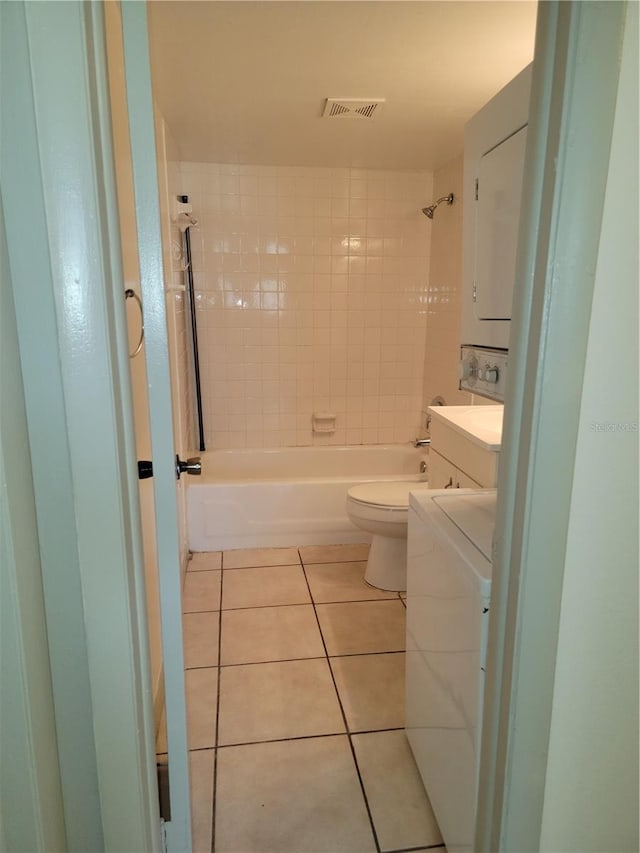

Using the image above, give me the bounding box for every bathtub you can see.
[187,444,429,551]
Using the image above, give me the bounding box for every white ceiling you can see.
[148,1,537,171]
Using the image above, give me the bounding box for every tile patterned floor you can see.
[178,543,445,853]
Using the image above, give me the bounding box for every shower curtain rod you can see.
[181,194,206,452]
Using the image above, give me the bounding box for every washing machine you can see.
[405,488,496,853]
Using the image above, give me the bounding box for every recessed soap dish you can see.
[312,412,336,434]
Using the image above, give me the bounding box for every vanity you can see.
[428,405,503,489]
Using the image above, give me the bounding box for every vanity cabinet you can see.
[428,405,502,490]
[429,448,482,490]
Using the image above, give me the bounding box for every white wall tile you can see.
[179,162,433,448]
[421,155,473,419]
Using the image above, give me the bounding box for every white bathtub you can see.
[187,444,429,551]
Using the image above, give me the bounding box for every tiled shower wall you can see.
[421,154,472,425]
[178,163,433,449]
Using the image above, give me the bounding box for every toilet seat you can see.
[347,481,428,511]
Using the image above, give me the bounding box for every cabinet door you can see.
[474,124,528,320]
[429,450,457,490]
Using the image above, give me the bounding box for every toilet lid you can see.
[348,481,429,508]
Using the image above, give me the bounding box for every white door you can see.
[1,2,190,849]
[119,4,193,851]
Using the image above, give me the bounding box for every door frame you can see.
[120,3,192,849]
[0,179,67,852]
[476,2,630,850]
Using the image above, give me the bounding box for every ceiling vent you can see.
[322,98,385,119]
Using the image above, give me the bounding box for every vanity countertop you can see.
[428,405,504,451]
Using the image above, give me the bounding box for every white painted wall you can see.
[539,4,639,849]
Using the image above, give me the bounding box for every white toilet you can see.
[346,481,431,591]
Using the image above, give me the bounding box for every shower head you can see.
[422,193,455,218]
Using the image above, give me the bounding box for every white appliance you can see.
[459,345,508,402]
[460,64,532,402]
[406,489,496,853]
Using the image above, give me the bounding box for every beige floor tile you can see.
[222,564,310,610]
[299,542,370,564]
[189,749,214,853]
[185,667,218,749]
[305,561,396,603]
[222,546,300,569]
[218,659,345,745]
[182,570,221,613]
[330,652,405,732]
[189,551,222,571]
[183,611,219,669]
[215,736,376,853]
[352,730,442,852]
[315,599,406,656]
[220,604,325,665]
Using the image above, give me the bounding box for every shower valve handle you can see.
[176,455,202,479]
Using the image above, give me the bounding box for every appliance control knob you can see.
[485,366,499,384]
[459,358,477,381]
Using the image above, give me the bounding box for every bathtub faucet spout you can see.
[413,437,431,447]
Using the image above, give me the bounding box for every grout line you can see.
[218,655,327,668]
[185,567,220,575]
[214,724,407,751]
[328,649,405,659]
[219,549,370,573]
[210,570,224,853]
[222,562,301,571]
[219,595,397,612]
[221,549,303,572]
[193,545,412,853]
[182,609,222,616]
[216,648,406,669]
[298,549,382,853]
[220,600,314,613]
[216,730,348,750]
[300,558,371,567]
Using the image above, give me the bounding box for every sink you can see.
[428,405,504,450]
[467,407,504,433]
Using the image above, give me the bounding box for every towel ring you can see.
[125,288,144,358]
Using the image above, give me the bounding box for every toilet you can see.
[346,481,431,591]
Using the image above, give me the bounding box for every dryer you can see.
[460,64,532,403]
[406,488,496,853]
